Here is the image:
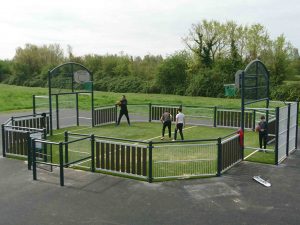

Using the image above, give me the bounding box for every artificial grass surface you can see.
[47,123,275,168]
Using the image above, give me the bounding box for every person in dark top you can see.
[257,115,267,149]
[117,95,130,126]
[160,111,172,140]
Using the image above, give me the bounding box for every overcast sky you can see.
[1,0,299,59]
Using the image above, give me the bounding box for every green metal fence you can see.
[32,134,94,186]
[152,140,218,179]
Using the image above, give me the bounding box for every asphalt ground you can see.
[0,112,300,225]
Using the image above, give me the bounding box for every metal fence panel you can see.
[217,109,253,129]
[184,107,214,126]
[278,106,288,162]
[95,140,148,178]
[151,105,178,122]
[152,142,217,179]
[128,104,149,122]
[289,103,297,153]
[94,106,116,126]
[221,134,242,172]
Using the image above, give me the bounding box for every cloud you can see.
[1,0,299,59]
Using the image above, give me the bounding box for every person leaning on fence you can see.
[160,111,172,140]
[173,108,185,141]
[116,95,130,126]
[256,115,267,150]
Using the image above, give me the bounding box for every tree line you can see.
[1,20,300,100]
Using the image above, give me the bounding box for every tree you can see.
[0,60,12,82]
[183,20,224,68]
[156,52,188,95]
[263,35,294,85]
[12,44,64,86]
[245,24,270,60]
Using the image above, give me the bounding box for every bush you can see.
[156,52,188,95]
[185,69,225,97]
[270,84,300,101]
[94,76,146,93]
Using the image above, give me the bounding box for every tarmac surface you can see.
[0,112,300,225]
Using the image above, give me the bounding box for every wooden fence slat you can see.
[137,147,141,175]
[121,145,125,172]
[7,131,11,153]
[20,132,25,156]
[126,146,131,173]
[116,144,120,171]
[96,142,100,168]
[111,144,115,170]
[106,143,110,169]
[16,131,21,155]
[131,146,136,174]
[142,147,147,176]
[12,131,17,154]
[24,133,28,156]
[100,142,105,169]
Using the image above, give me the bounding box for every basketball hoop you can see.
[74,70,91,84]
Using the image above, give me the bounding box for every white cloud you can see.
[1,0,299,59]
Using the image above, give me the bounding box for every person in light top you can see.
[173,108,185,141]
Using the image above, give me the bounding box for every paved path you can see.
[1,150,300,225]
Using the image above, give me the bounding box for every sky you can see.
[1,0,300,59]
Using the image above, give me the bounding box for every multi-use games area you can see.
[1,60,298,186]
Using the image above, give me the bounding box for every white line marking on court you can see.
[244,149,259,160]
[246,146,273,151]
[53,127,91,136]
[68,149,90,154]
[142,125,197,142]
[70,158,91,167]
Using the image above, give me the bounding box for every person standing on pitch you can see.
[160,111,172,140]
[256,115,267,150]
[117,95,130,126]
[173,108,185,141]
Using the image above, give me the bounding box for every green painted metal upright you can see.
[91,72,95,127]
[64,131,69,165]
[148,141,153,183]
[149,103,152,122]
[59,142,64,186]
[240,71,245,160]
[55,94,59,130]
[213,106,217,127]
[265,71,270,144]
[286,104,291,156]
[275,107,280,165]
[91,134,95,172]
[27,132,31,170]
[32,139,37,180]
[71,63,74,93]
[296,100,299,150]
[48,70,53,135]
[32,95,36,114]
[217,137,222,176]
[76,93,79,126]
[1,124,5,157]
[42,128,47,163]
[252,109,256,131]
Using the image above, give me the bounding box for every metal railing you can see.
[32,134,94,186]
